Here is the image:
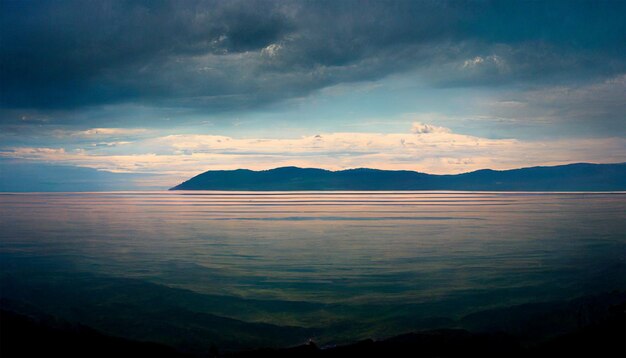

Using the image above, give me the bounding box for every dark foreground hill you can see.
[2,299,624,357]
[170,163,626,191]
[0,309,190,358]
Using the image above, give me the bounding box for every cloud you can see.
[10,147,66,155]
[479,74,626,137]
[3,125,625,181]
[52,128,149,138]
[411,122,451,134]
[462,55,503,69]
[2,0,625,116]
[261,43,283,58]
[92,141,132,148]
[460,54,509,76]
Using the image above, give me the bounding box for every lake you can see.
[1,191,625,352]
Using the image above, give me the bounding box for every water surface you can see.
[1,191,625,348]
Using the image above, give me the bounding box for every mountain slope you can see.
[171,163,626,191]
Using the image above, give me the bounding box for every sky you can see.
[1,0,625,190]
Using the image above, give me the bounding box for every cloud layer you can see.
[2,0,625,117]
[3,123,625,187]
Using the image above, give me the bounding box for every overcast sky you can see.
[1,0,625,189]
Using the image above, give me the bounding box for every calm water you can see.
[1,191,625,348]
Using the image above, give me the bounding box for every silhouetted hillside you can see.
[2,296,624,357]
[171,163,626,191]
[0,309,189,358]
[231,302,625,357]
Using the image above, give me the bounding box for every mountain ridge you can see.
[171,162,626,191]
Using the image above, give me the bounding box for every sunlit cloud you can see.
[52,128,150,138]
[411,122,451,134]
[3,124,625,186]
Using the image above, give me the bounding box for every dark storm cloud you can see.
[0,0,293,108]
[1,0,625,116]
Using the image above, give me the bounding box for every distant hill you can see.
[170,163,626,191]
